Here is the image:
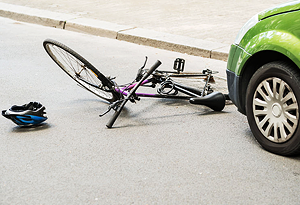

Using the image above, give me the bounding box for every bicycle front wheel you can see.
[43,39,120,103]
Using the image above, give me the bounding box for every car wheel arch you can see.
[238,50,299,114]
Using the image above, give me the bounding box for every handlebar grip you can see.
[106,104,124,128]
[145,60,162,77]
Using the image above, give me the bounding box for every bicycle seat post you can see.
[201,74,211,97]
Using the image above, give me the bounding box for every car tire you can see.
[246,61,300,156]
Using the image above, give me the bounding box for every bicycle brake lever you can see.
[99,107,112,117]
[135,56,148,81]
[99,100,123,117]
[141,56,148,69]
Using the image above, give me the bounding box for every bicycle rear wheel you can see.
[43,39,120,103]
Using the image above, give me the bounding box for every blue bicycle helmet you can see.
[2,102,47,126]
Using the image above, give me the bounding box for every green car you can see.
[227,0,300,156]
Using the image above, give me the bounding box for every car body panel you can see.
[227,1,300,113]
[242,11,300,65]
[258,1,300,20]
[227,44,251,76]
[227,45,251,113]
[240,10,300,68]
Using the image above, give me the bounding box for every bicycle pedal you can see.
[173,58,185,73]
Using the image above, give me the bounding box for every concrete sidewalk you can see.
[0,0,287,61]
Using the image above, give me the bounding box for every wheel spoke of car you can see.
[263,80,273,98]
[257,86,271,102]
[278,78,285,99]
[253,77,299,143]
[277,123,285,140]
[273,78,281,99]
[282,92,293,104]
[254,98,268,107]
[257,115,269,129]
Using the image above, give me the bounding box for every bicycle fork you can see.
[106,60,162,128]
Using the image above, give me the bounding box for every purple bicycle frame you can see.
[115,79,201,99]
[115,79,155,97]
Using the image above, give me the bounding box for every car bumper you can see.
[226,69,245,114]
[226,44,251,115]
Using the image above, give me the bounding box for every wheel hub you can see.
[272,103,282,118]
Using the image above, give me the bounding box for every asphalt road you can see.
[1,17,300,204]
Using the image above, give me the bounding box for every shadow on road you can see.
[11,123,52,133]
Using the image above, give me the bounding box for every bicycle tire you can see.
[43,39,120,103]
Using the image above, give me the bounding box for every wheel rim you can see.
[253,77,299,143]
[46,43,114,100]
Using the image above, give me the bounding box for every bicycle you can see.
[43,39,227,128]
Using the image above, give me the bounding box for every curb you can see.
[0,2,230,61]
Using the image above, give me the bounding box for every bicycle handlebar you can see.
[106,60,162,128]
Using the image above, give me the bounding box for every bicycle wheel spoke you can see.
[52,46,75,74]
[43,39,118,102]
